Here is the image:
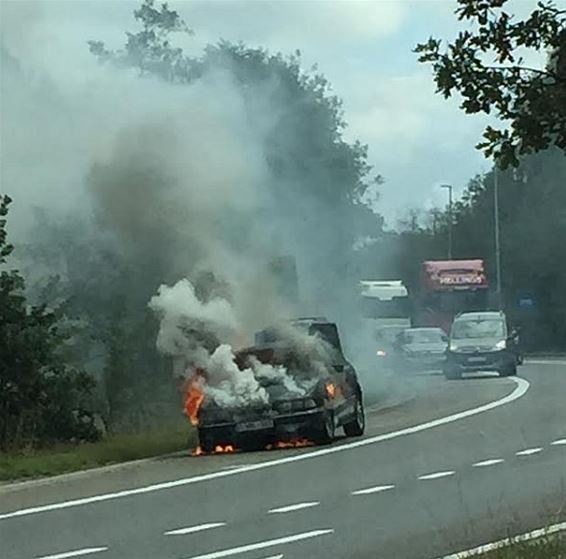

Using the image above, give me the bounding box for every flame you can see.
[268,438,314,450]
[214,444,236,453]
[325,382,336,398]
[191,444,236,456]
[184,372,205,426]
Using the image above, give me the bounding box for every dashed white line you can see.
[418,471,455,481]
[516,447,543,456]
[551,438,566,446]
[0,378,530,521]
[259,556,283,559]
[472,459,505,468]
[352,484,395,495]
[35,548,108,559]
[268,502,319,514]
[165,522,226,535]
[184,528,334,559]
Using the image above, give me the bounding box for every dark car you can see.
[395,327,448,371]
[444,311,520,379]
[197,319,365,452]
[374,324,409,370]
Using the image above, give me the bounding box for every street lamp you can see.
[440,184,453,258]
[493,168,502,310]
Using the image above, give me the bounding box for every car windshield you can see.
[451,319,505,340]
[375,327,406,345]
[404,330,445,344]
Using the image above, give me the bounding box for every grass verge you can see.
[474,531,566,558]
[0,426,196,482]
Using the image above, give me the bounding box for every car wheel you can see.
[343,397,365,437]
[444,367,462,380]
[500,362,517,377]
[198,428,231,453]
[312,409,335,445]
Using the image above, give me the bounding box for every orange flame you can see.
[325,382,336,398]
[214,444,236,453]
[184,372,205,426]
[268,438,314,450]
[191,444,236,456]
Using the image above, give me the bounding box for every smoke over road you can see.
[0,1,393,420]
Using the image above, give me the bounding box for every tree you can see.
[394,149,566,350]
[415,0,566,167]
[0,195,100,450]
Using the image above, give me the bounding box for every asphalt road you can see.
[1,359,565,559]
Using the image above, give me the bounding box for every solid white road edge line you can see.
[184,529,334,559]
[516,447,543,456]
[268,502,319,513]
[0,377,530,521]
[164,522,226,535]
[551,438,566,445]
[472,459,504,467]
[435,520,566,558]
[525,359,566,365]
[352,484,395,495]
[35,548,108,559]
[418,471,455,480]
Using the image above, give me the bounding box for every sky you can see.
[0,0,543,226]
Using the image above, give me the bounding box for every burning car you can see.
[191,318,365,453]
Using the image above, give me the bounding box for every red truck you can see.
[413,259,489,333]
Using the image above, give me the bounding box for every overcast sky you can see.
[2,0,542,225]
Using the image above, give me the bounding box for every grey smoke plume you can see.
[1,1,390,409]
[148,278,326,407]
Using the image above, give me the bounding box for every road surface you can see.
[1,359,565,559]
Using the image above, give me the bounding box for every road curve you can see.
[1,360,565,559]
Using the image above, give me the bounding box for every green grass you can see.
[475,532,566,558]
[0,426,197,482]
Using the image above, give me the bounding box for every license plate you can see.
[468,356,486,363]
[236,419,274,432]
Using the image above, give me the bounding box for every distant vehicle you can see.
[395,327,448,371]
[197,319,365,452]
[374,323,409,369]
[444,311,520,379]
[413,260,490,333]
[359,280,410,322]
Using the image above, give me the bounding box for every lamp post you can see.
[440,184,453,259]
[493,167,502,310]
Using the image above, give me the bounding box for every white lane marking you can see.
[472,459,504,467]
[184,529,334,559]
[0,378,530,521]
[551,438,566,446]
[516,447,543,456]
[259,556,284,559]
[35,548,108,559]
[165,522,226,535]
[268,501,319,514]
[352,484,395,495]
[418,471,455,480]
[526,359,566,365]
[435,520,566,558]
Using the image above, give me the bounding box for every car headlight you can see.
[449,342,459,352]
[376,349,387,357]
[302,398,318,410]
[493,339,506,351]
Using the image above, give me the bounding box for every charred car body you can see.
[196,318,365,452]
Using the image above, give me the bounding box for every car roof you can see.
[403,327,444,333]
[454,311,505,322]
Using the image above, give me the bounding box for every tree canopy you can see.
[0,195,100,450]
[415,0,566,167]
